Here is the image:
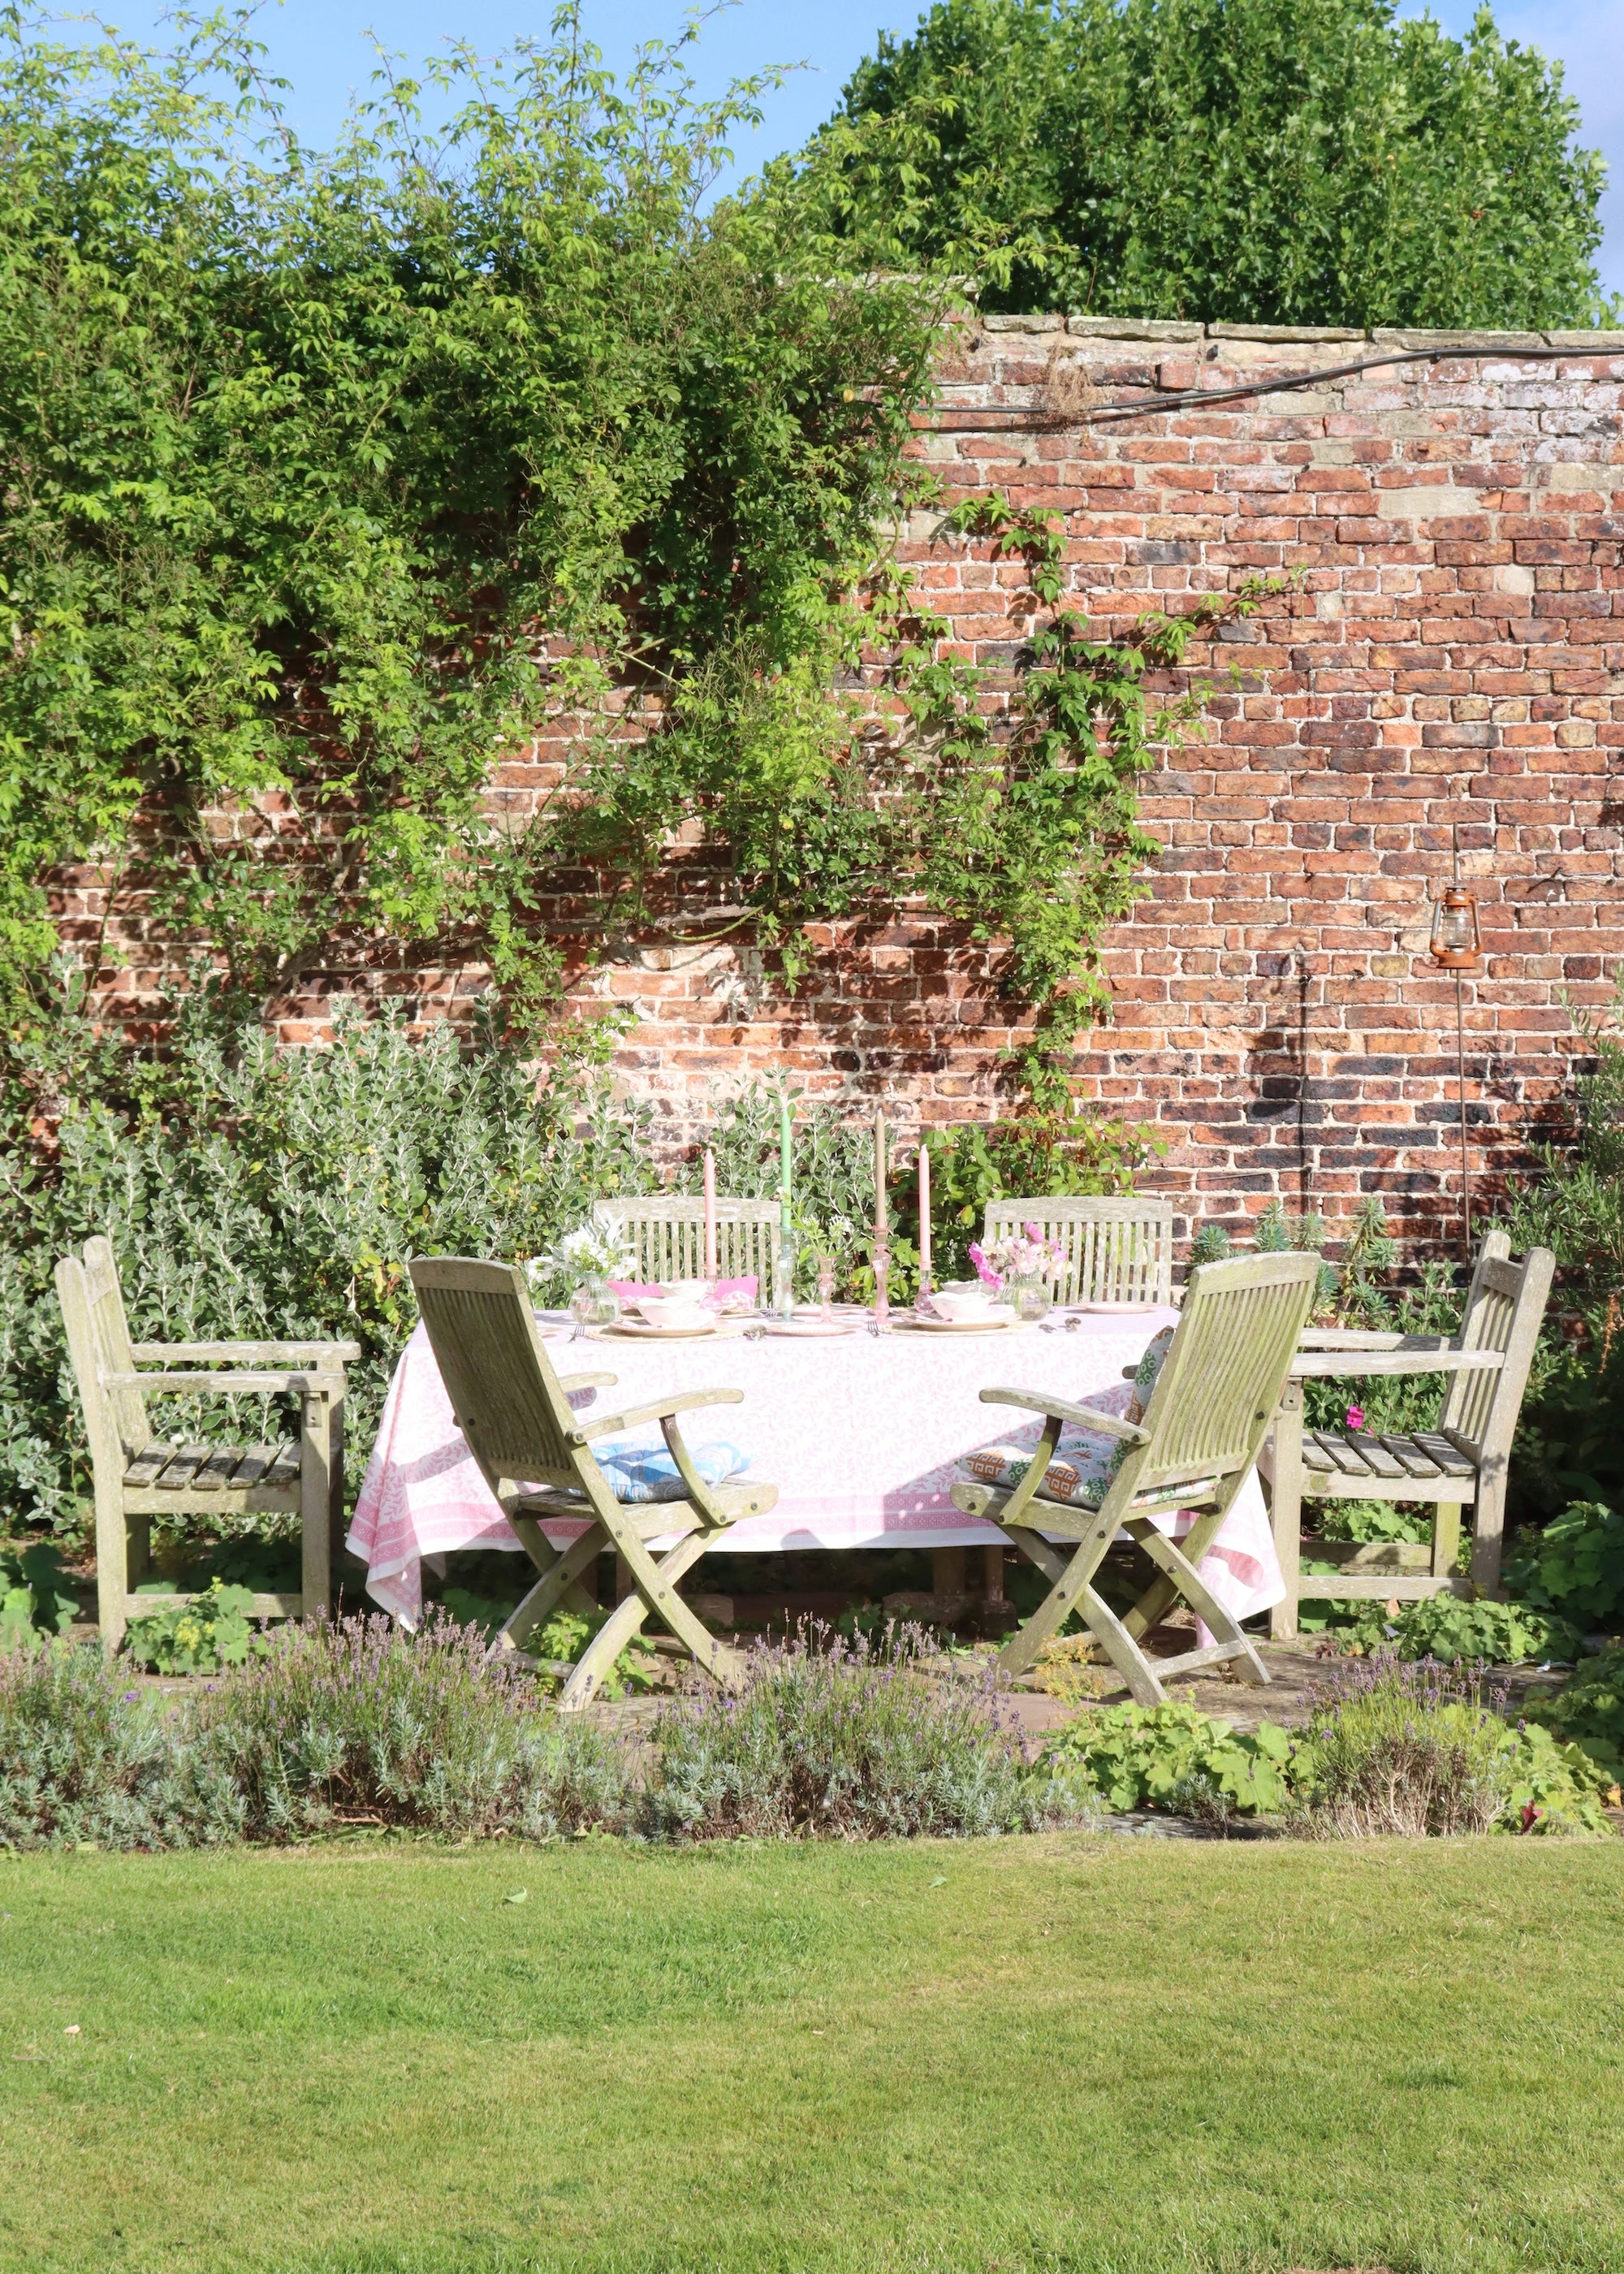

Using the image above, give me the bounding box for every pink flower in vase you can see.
[967,1241,1004,1290]
[1346,1404,1366,1432]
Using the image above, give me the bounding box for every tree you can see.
[795,0,1613,326]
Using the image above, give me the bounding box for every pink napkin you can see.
[607,1276,758,1309]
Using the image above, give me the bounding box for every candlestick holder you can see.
[872,1243,891,1330]
[775,1205,797,1321]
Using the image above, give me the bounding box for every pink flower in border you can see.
[968,1241,1004,1290]
[1346,1404,1366,1431]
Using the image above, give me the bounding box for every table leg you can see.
[616,1551,633,1605]
[933,1546,965,1599]
[981,1544,1007,1606]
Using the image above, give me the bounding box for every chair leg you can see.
[1128,1524,1270,1688]
[1470,1468,1505,1597]
[94,1476,129,1650]
[1073,1581,1167,1707]
[499,1520,607,1653]
[996,1520,1114,1680]
[1268,1383,1304,1642]
[299,1386,334,1621]
[559,1528,738,1710]
[1432,1499,1464,1582]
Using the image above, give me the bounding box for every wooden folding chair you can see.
[592,1196,780,1303]
[1263,1231,1555,1638]
[982,1195,1175,1307]
[951,1252,1320,1704]
[408,1256,777,1710]
[56,1235,358,1648]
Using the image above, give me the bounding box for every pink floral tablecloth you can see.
[347,1309,1285,1631]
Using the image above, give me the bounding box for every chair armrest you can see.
[130,1341,363,1364]
[557,1372,617,1393]
[977,1387,1150,1443]
[575,1387,744,1442]
[1295,1330,1448,1351]
[1288,1348,1505,1381]
[102,1369,339,1394]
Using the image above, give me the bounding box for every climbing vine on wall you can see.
[0,6,1279,1109]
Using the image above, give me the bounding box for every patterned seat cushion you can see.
[957,1326,1212,1511]
[585,1439,751,1504]
[957,1429,1125,1509]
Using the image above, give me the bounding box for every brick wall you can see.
[63,319,1624,1256]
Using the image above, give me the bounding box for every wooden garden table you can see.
[347,1309,1285,1631]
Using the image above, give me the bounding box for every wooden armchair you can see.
[55,1236,358,1647]
[592,1195,780,1304]
[981,1196,1174,1307]
[408,1256,776,1710]
[952,1252,1320,1703]
[1263,1230,1555,1639]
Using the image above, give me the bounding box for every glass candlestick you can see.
[816,1256,836,1324]
[775,1214,797,1320]
[872,1243,890,1329]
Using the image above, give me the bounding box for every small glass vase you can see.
[1004,1272,1052,1322]
[571,1275,620,1329]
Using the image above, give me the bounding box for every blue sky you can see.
[58,2,1624,299]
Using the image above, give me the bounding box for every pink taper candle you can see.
[918,1135,931,1295]
[702,1147,717,1279]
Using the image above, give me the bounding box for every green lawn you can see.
[2,1835,1622,2274]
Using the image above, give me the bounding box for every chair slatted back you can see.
[409,1258,585,1496]
[593,1198,780,1303]
[1438,1232,1554,1456]
[982,1196,1174,1307]
[82,1235,153,1454]
[56,1238,153,1459]
[1129,1252,1321,1493]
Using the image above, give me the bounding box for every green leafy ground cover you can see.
[2,1839,1622,2273]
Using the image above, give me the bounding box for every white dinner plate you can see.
[1069,1300,1165,1316]
[596,1317,720,1339]
[894,1312,1018,1334]
[761,1317,859,1338]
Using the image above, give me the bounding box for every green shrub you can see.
[0,1639,239,1850]
[1042,1701,1294,1819]
[1297,1592,1585,1667]
[190,1614,626,1842]
[1501,981,1624,1517]
[1504,1502,1624,1628]
[123,1580,272,1677]
[1292,1654,1608,1837]
[1524,1646,1624,1783]
[0,993,655,1538]
[0,1539,76,1643]
[636,1625,1079,1840]
[1389,1597,1585,1668]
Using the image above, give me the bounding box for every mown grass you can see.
[2,1835,1622,2273]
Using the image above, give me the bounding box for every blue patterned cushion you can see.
[590,1439,749,1504]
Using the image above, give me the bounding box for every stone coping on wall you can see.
[973,316,1624,348]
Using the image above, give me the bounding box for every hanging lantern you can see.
[1429,884,1480,971]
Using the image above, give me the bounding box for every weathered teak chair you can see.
[951,1252,1320,1704]
[592,1196,780,1304]
[408,1256,777,1710]
[1263,1230,1555,1640]
[982,1195,1175,1307]
[55,1236,358,1648]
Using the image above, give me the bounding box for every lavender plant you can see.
[188,1614,627,1842]
[636,1622,1085,1840]
[0,1639,239,1850]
